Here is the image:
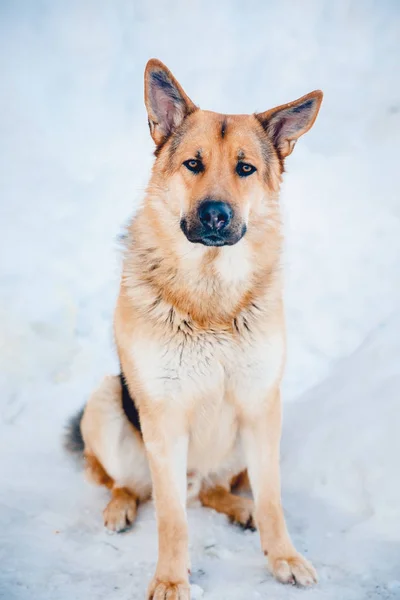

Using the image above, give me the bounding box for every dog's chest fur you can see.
[129,307,284,475]
[120,227,284,475]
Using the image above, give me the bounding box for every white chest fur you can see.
[130,321,284,474]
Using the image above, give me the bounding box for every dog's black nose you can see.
[198,200,232,231]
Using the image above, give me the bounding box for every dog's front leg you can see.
[140,409,190,600]
[241,386,317,587]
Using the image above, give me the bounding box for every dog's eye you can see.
[183,159,204,174]
[236,162,256,177]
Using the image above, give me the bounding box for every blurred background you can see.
[1,2,399,599]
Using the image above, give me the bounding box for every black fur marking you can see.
[154,136,170,157]
[149,260,161,272]
[230,514,256,532]
[182,319,193,332]
[163,111,197,163]
[151,295,162,309]
[291,98,314,113]
[274,144,285,173]
[254,114,285,173]
[64,407,85,454]
[168,118,192,163]
[149,71,197,158]
[242,317,251,333]
[221,119,227,139]
[120,372,142,435]
[241,516,257,532]
[168,129,185,160]
[150,70,182,104]
[168,307,175,326]
[271,118,284,146]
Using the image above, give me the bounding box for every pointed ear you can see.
[144,59,197,146]
[256,90,323,158]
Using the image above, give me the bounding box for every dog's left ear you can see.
[256,90,323,158]
[144,59,197,147]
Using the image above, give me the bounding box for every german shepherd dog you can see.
[66,59,323,599]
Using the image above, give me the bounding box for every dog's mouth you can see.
[196,232,235,247]
[201,234,228,246]
[180,219,246,247]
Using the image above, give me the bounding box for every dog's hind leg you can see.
[199,483,255,530]
[79,376,152,532]
[103,487,139,532]
[84,452,114,488]
[83,452,137,531]
[82,452,137,532]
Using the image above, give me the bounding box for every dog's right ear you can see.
[144,59,197,147]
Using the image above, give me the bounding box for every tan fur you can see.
[230,469,251,492]
[84,452,113,489]
[103,487,138,532]
[78,59,323,598]
[81,375,152,503]
[199,485,255,529]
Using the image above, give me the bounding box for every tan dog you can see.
[66,59,323,599]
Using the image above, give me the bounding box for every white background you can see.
[1,1,399,599]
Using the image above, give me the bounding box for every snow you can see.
[1,1,399,599]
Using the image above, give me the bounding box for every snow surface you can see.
[1,1,399,599]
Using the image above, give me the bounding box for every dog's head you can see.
[145,59,322,248]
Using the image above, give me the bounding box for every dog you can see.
[65,58,323,599]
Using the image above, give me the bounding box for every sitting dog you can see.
[66,59,323,599]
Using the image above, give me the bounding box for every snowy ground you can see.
[1,1,400,599]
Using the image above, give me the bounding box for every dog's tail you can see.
[63,406,85,457]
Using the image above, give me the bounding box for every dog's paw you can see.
[268,553,317,586]
[103,491,137,533]
[147,577,190,600]
[229,498,256,531]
